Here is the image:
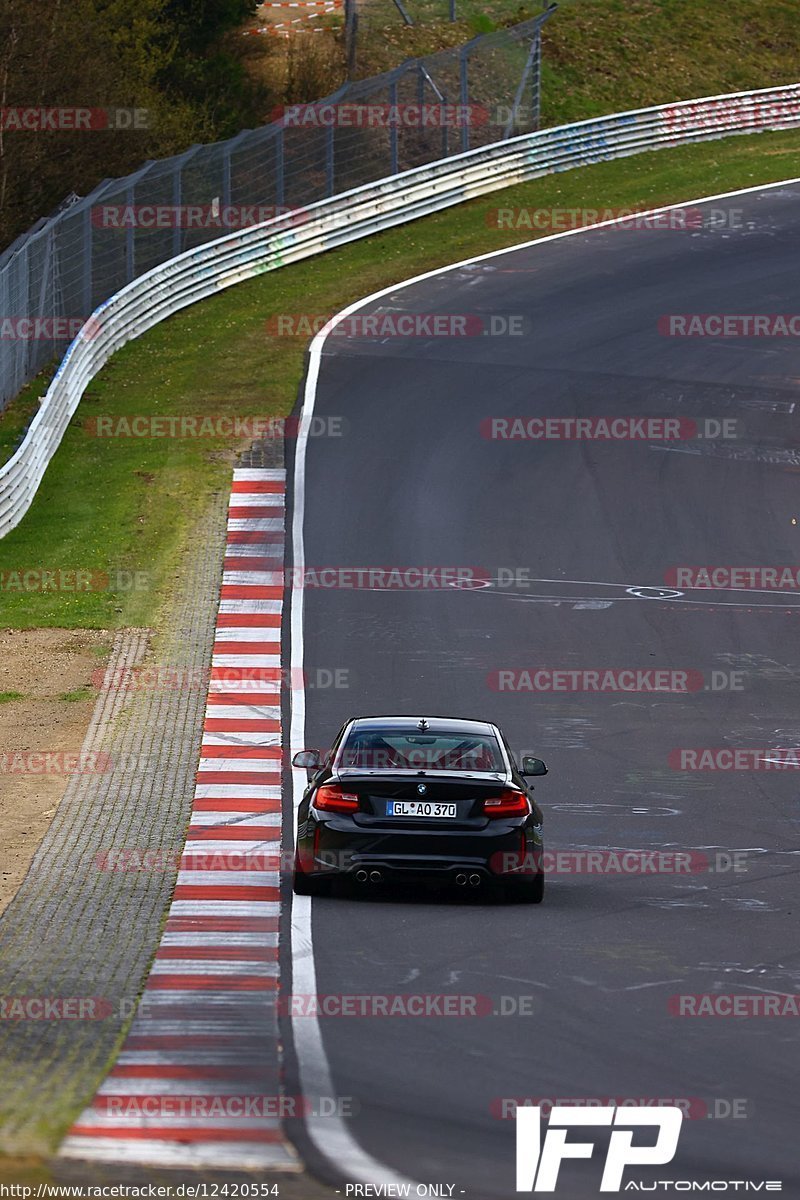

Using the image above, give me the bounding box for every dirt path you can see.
[0,629,111,916]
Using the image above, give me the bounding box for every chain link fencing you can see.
[0,9,554,413]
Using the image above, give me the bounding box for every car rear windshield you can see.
[339,728,504,772]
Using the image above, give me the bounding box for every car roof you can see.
[347,716,498,736]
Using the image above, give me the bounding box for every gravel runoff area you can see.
[0,494,229,1155]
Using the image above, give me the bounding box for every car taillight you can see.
[482,789,529,818]
[314,784,359,813]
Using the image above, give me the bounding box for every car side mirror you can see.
[521,755,548,777]
[292,749,323,777]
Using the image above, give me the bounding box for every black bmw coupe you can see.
[291,715,548,902]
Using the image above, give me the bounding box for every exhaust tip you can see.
[455,873,467,886]
[369,870,383,883]
[468,873,481,887]
[355,869,368,882]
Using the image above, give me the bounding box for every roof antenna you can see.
[417,718,429,731]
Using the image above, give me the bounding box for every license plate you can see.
[386,801,457,818]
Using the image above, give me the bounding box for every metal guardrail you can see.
[2,83,799,538]
[0,12,552,411]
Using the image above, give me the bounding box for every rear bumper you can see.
[298,812,543,882]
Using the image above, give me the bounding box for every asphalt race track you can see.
[284,182,800,1197]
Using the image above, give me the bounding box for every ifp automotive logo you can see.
[515,1106,783,1192]
[516,1105,682,1191]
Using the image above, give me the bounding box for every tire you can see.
[506,870,544,904]
[292,853,332,897]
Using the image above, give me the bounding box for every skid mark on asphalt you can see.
[60,468,298,1171]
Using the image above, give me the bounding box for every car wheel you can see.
[292,853,332,897]
[506,870,544,904]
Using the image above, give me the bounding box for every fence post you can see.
[276,127,286,209]
[125,184,136,282]
[503,4,556,139]
[459,46,469,152]
[389,80,400,175]
[171,165,182,260]
[535,4,556,129]
[37,225,56,372]
[19,239,31,391]
[326,123,335,196]
[82,203,93,320]
[345,0,358,74]
[531,27,543,129]
[222,145,232,210]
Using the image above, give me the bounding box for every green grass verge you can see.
[354,0,800,110]
[0,127,797,632]
[0,376,45,466]
[540,0,800,127]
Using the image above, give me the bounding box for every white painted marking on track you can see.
[174,871,280,887]
[214,628,282,642]
[201,724,283,744]
[228,517,284,531]
[210,654,281,668]
[222,570,283,585]
[218,599,284,613]
[160,932,279,946]
[234,467,286,480]
[203,704,281,720]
